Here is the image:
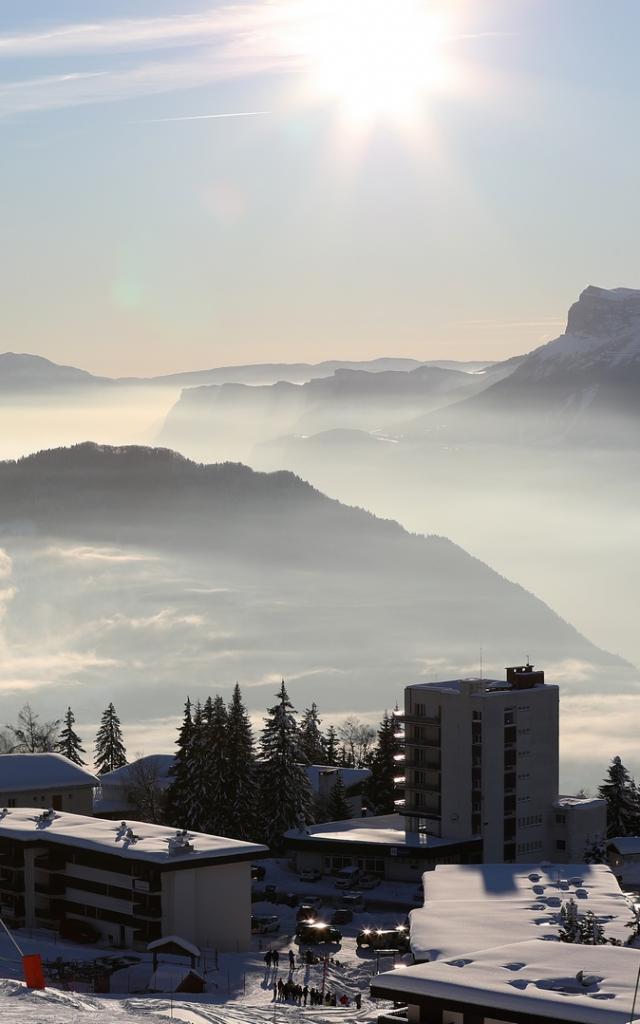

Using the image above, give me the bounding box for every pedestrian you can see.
[277,977,284,1000]
[355,992,362,1009]
[264,950,272,970]
[288,949,295,970]
[303,984,309,1006]
[331,992,337,1007]
[272,982,277,1002]
[273,949,279,969]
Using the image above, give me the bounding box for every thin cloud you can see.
[46,545,157,564]
[133,110,270,124]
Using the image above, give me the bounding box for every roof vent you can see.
[168,829,194,855]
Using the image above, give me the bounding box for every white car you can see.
[335,866,362,889]
[339,891,366,912]
[359,873,381,890]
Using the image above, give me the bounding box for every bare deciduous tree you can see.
[4,704,60,753]
[336,717,376,767]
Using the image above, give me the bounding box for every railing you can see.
[399,713,441,726]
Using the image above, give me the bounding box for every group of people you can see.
[263,948,362,1010]
[270,978,362,1009]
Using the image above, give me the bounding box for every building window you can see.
[415,703,425,717]
[7,798,15,808]
[504,710,515,725]
[555,813,566,825]
[472,710,482,720]
[556,840,566,851]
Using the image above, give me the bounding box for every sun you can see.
[295,0,452,128]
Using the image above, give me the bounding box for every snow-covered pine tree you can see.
[166,697,194,827]
[324,725,339,766]
[204,695,230,836]
[184,701,210,831]
[299,703,326,764]
[559,898,580,942]
[365,710,403,814]
[579,909,606,945]
[257,680,313,849]
[226,684,258,840]
[598,756,638,836]
[56,706,86,765]
[94,703,127,774]
[326,773,351,821]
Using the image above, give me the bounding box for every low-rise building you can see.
[285,812,482,882]
[0,807,267,951]
[94,754,174,819]
[305,765,371,818]
[608,836,640,886]
[0,753,98,815]
[371,940,640,1024]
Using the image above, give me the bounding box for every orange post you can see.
[23,954,45,990]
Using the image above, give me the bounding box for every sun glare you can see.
[296,0,453,128]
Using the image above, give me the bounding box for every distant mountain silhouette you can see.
[0,353,114,392]
[0,442,623,669]
[408,286,640,445]
[157,364,497,461]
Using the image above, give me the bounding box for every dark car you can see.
[331,908,353,925]
[295,921,343,945]
[356,926,410,951]
[275,890,299,907]
[251,864,266,881]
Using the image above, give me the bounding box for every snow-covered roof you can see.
[0,807,267,865]
[0,753,98,792]
[285,812,471,849]
[555,794,606,810]
[406,677,552,696]
[608,836,640,856]
[372,939,640,1023]
[410,864,631,962]
[99,754,175,788]
[147,935,201,958]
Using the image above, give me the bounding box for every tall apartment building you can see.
[402,664,562,861]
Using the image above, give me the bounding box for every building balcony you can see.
[398,713,441,726]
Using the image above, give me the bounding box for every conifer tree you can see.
[365,710,403,814]
[184,701,209,831]
[166,698,194,827]
[598,756,639,836]
[579,909,606,945]
[226,684,258,840]
[326,774,351,821]
[299,703,326,764]
[257,680,313,848]
[324,725,339,766]
[94,703,127,774]
[204,695,230,835]
[559,898,581,942]
[56,707,86,765]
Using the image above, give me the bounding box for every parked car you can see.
[359,873,381,889]
[356,926,410,951]
[331,908,353,925]
[339,892,366,912]
[300,868,322,882]
[295,921,343,945]
[275,890,299,907]
[296,903,320,924]
[301,894,322,911]
[334,866,362,889]
[251,864,266,881]
[251,914,280,935]
[60,920,100,944]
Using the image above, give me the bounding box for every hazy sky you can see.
[1,1,639,375]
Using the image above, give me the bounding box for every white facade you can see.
[403,665,559,861]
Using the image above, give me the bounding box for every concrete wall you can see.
[161,860,252,952]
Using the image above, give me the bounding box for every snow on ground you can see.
[0,859,420,1023]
